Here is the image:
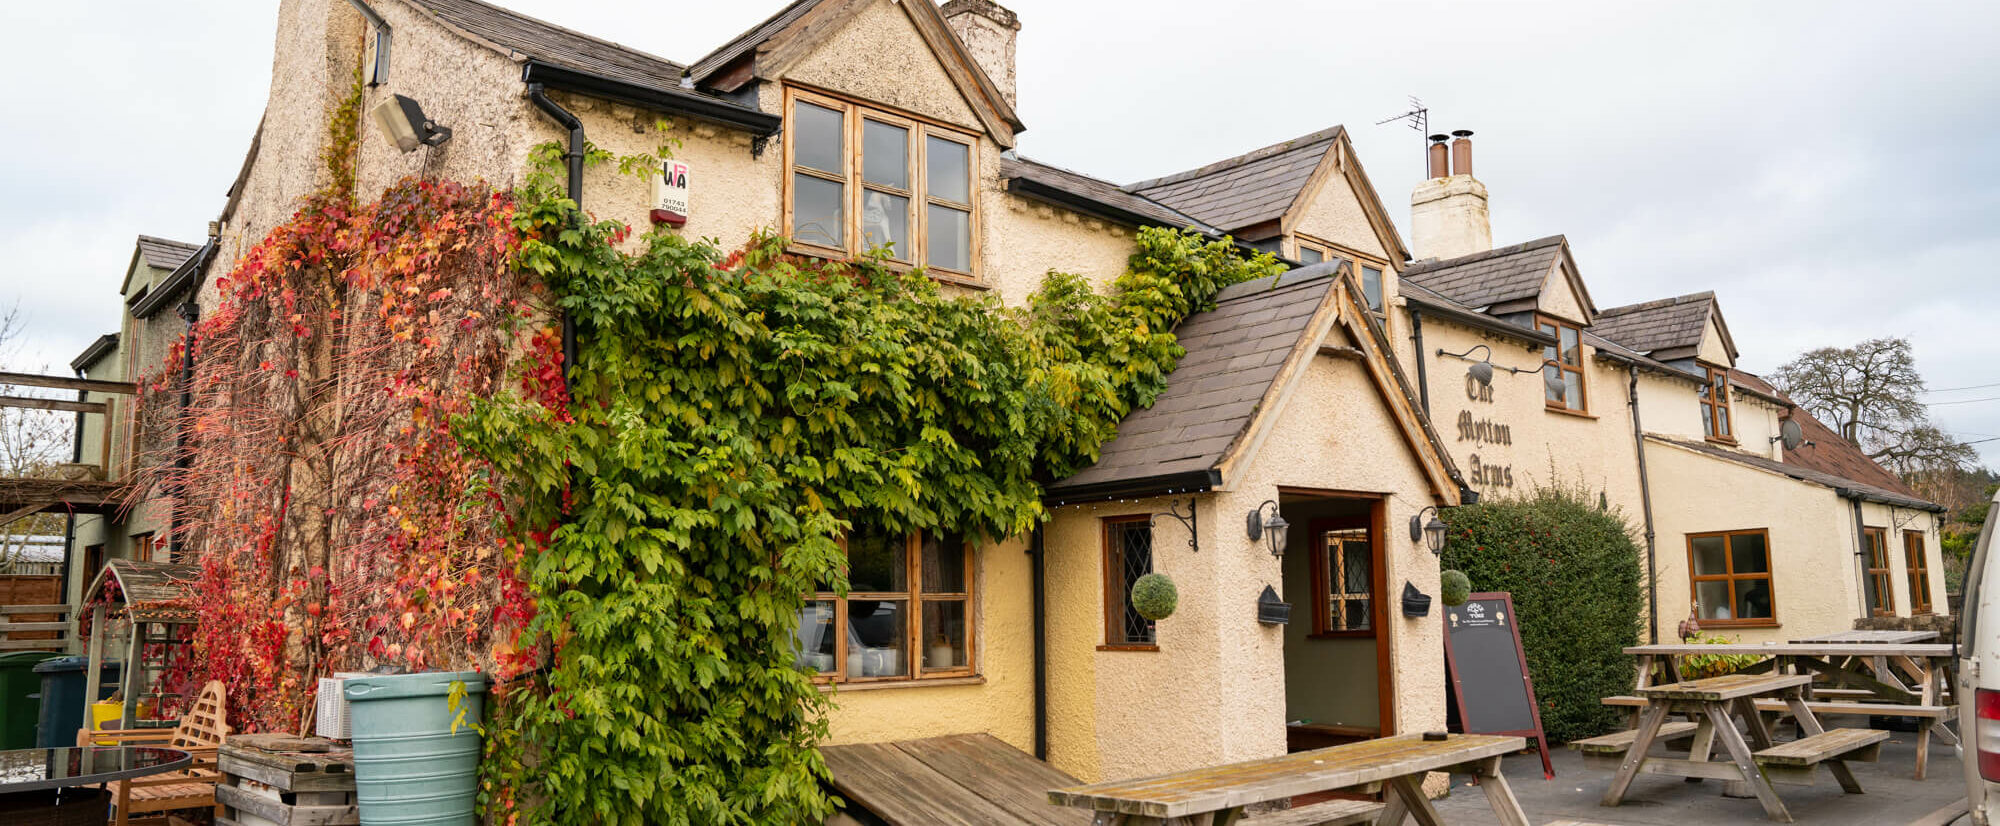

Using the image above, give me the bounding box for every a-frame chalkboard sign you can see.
[1442,592,1553,778]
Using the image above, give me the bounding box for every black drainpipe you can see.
[1627,366,1660,643]
[1029,524,1048,759]
[527,84,584,390]
[1408,307,1431,415]
[1849,494,1873,618]
[168,238,218,560]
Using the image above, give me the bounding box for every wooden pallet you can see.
[216,734,357,826]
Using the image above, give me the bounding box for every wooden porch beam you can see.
[0,395,106,415]
[0,371,137,395]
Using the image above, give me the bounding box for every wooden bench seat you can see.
[1600,695,1950,719]
[1240,799,1384,826]
[1753,728,1889,787]
[1567,722,1700,756]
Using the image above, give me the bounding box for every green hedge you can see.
[1440,484,1643,743]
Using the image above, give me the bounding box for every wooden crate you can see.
[216,733,358,826]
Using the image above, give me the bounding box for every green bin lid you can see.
[343,670,489,702]
[0,651,58,666]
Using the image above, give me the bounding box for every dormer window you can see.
[784,87,979,280]
[1700,364,1733,442]
[1297,237,1385,315]
[1536,315,1586,413]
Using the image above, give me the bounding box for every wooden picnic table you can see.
[1623,642,1957,779]
[1049,732,1530,826]
[1602,673,1883,823]
[1792,629,1938,644]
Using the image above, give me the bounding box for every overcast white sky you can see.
[3,0,1997,464]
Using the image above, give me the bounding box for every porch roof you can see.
[84,559,200,623]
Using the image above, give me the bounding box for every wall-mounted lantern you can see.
[1438,343,1560,397]
[1256,585,1291,625]
[1246,500,1290,559]
[1410,506,1449,556]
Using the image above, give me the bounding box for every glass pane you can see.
[1343,599,1370,631]
[1696,581,1733,620]
[860,190,909,260]
[926,135,970,204]
[922,600,968,670]
[862,120,909,189]
[1116,521,1155,644]
[793,174,844,248]
[1562,370,1583,409]
[920,532,966,593]
[1341,540,1370,594]
[1701,407,1715,439]
[1544,365,1565,405]
[1691,536,1728,575]
[1735,579,1773,619]
[1560,326,1580,365]
[927,204,971,271]
[793,100,843,174]
[793,600,837,673]
[847,527,905,593]
[1716,407,1731,437]
[1730,533,1768,573]
[1299,247,1324,264]
[1362,267,1383,310]
[845,599,907,677]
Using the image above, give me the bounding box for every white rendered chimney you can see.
[941,0,1021,110]
[1410,130,1491,261]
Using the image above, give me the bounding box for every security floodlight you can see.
[371,94,452,152]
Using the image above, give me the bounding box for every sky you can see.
[3,0,1997,465]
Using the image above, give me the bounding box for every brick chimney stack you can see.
[941,0,1021,110]
[1410,129,1491,261]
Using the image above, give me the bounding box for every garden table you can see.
[1791,630,1938,644]
[1600,673,1873,823]
[0,746,191,825]
[1049,732,1530,825]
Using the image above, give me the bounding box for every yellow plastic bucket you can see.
[88,702,121,745]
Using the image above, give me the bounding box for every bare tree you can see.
[1772,337,1977,476]
[0,302,75,569]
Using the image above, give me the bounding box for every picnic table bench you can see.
[1049,732,1529,826]
[1792,630,1938,644]
[1623,642,1956,778]
[1601,673,1883,823]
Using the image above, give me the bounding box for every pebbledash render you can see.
[71,0,1945,803]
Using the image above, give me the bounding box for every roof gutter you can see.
[1402,293,1556,350]
[1042,470,1220,507]
[521,61,780,138]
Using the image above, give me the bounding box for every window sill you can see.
[1544,406,1597,420]
[781,244,989,290]
[818,675,984,693]
[1097,644,1160,652]
[1696,620,1779,629]
[1706,436,1739,447]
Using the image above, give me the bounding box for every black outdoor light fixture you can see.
[1438,344,1561,397]
[1246,500,1290,559]
[1410,505,1449,555]
[370,94,453,152]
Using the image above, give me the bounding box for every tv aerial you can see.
[1375,96,1429,176]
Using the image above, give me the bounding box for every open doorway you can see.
[1278,489,1391,752]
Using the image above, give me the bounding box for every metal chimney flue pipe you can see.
[1427,134,1450,179]
[1450,129,1474,178]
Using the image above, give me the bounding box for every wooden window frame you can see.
[1308,517,1381,640]
[1863,526,1896,617]
[1699,363,1736,444]
[1101,515,1158,651]
[806,529,976,686]
[1295,235,1389,320]
[1904,530,1933,615]
[1686,528,1778,628]
[1536,314,1588,414]
[782,86,983,283]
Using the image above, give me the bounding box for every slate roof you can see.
[1002,156,1219,234]
[406,0,687,90]
[1648,434,1940,512]
[688,0,823,85]
[1725,372,1925,500]
[135,235,200,272]
[1126,126,1344,233]
[1046,269,1337,495]
[1592,292,1717,357]
[1400,234,1565,310]
[1585,329,1705,383]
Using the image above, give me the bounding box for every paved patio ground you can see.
[1432,720,1969,825]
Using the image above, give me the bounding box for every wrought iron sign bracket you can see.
[1151,498,1199,554]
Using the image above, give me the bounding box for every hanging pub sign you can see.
[1443,592,1553,778]
[651,159,691,227]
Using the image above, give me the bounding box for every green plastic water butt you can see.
[343,671,488,826]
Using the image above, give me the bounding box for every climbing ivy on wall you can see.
[454,143,1283,823]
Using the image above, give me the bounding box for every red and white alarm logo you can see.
[651,160,690,227]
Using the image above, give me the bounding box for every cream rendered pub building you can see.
[91,0,1945,804]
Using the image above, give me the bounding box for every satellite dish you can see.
[1779,419,1805,451]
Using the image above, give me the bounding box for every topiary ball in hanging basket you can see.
[1130,572,1179,621]
[1440,569,1472,606]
